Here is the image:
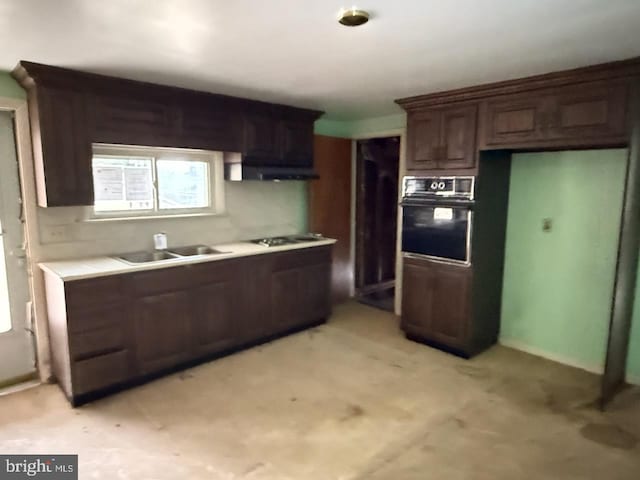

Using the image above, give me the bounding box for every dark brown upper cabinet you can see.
[241,109,317,167]
[177,94,239,152]
[397,58,638,154]
[480,82,629,149]
[406,110,440,170]
[90,90,177,147]
[279,118,314,167]
[406,104,477,172]
[481,95,549,147]
[12,61,322,206]
[242,110,279,161]
[546,82,628,143]
[25,85,94,207]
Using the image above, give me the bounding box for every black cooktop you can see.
[250,234,324,247]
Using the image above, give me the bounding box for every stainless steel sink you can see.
[117,250,180,264]
[168,245,227,256]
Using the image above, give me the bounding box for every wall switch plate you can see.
[44,224,72,243]
[542,218,553,232]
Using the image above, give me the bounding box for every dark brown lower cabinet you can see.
[401,257,472,354]
[133,291,193,375]
[43,245,332,405]
[191,281,237,356]
[271,268,303,331]
[302,263,332,321]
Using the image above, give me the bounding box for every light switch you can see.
[44,224,71,243]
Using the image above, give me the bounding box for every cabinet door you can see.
[300,263,332,323]
[279,119,313,167]
[243,112,279,161]
[401,260,435,334]
[429,263,471,348]
[440,105,477,169]
[271,268,303,332]
[133,290,192,374]
[401,259,471,349]
[406,110,441,170]
[547,83,628,143]
[191,281,237,356]
[483,95,548,146]
[35,86,93,206]
[91,91,176,147]
[178,97,238,152]
[238,255,273,343]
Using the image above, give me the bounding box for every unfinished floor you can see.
[1,302,639,479]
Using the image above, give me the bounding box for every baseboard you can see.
[498,337,604,375]
[626,373,640,386]
[499,338,640,386]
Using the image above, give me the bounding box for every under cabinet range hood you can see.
[223,152,319,181]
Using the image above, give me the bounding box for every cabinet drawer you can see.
[69,325,125,360]
[66,304,126,333]
[128,267,192,295]
[65,276,124,311]
[72,350,129,396]
[272,247,331,270]
[189,258,240,286]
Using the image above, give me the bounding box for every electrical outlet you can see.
[44,225,71,243]
[542,218,553,232]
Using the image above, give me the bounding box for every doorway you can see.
[0,110,35,386]
[355,136,400,311]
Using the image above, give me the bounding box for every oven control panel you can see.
[402,176,475,200]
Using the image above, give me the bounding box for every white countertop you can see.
[39,238,336,281]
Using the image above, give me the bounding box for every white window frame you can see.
[89,144,225,220]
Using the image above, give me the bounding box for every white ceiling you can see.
[2,0,640,120]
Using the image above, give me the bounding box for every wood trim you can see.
[601,80,640,408]
[396,57,640,110]
[0,372,38,390]
[12,61,323,119]
[309,135,352,303]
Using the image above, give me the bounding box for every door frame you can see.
[350,128,406,315]
[602,83,640,405]
[0,96,50,383]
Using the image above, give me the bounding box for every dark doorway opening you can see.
[355,136,400,312]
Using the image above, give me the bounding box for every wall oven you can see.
[401,176,475,264]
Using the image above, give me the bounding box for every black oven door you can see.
[401,201,472,263]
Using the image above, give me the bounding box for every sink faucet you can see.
[153,232,168,251]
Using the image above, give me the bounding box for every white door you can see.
[0,110,35,384]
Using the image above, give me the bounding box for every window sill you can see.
[81,211,228,223]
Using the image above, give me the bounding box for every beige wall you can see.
[36,181,308,261]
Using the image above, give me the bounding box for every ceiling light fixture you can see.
[338,7,370,27]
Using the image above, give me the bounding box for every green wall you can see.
[500,149,628,374]
[628,259,640,384]
[0,72,25,99]
[314,113,406,138]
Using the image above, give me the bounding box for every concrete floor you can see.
[1,302,639,479]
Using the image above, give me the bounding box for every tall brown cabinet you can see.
[396,58,640,405]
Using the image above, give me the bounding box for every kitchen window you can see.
[91,145,225,219]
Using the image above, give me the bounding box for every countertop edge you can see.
[39,239,337,281]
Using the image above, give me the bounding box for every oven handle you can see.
[400,198,474,208]
[402,252,472,267]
